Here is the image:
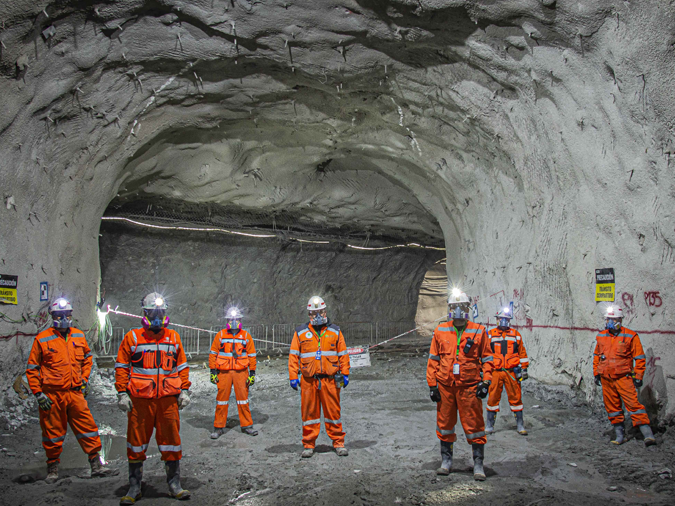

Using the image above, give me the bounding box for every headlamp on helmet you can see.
[50,298,73,329]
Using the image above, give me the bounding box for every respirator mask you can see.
[52,311,72,329]
[226,319,242,331]
[498,317,511,329]
[605,318,621,331]
[309,309,328,326]
[142,309,169,331]
[449,303,470,322]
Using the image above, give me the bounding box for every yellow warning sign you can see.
[0,274,18,305]
[595,283,615,302]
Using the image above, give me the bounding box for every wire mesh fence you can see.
[94,321,418,359]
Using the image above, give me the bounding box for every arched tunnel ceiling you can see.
[1,1,675,413]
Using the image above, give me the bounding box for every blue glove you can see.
[342,375,349,388]
[290,379,300,390]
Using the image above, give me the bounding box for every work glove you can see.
[594,375,602,387]
[290,379,300,391]
[178,390,190,410]
[210,369,219,384]
[342,375,349,389]
[246,371,256,387]
[475,381,490,399]
[117,392,133,412]
[633,378,643,388]
[80,380,90,397]
[521,369,529,381]
[35,392,53,411]
[430,386,441,403]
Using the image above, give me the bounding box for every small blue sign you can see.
[40,282,48,301]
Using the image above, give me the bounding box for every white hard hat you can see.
[448,288,470,305]
[50,298,72,312]
[142,292,167,310]
[497,307,512,319]
[604,306,623,319]
[226,307,243,319]
[307,296,327,311]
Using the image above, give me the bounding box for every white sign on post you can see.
[347,347,371,368]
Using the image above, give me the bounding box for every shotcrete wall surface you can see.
[1,0,675,420]
[99,223,437,329]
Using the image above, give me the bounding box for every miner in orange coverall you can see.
[115,293,191,504]
[486,306,529,435]
[427,289,494,480]
[209,307,258,438]
[26,298,118,484]
[288,296,350,458]
[593,306,656,446]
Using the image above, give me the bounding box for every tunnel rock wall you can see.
[98,222,437,332]
[0,0,674,418]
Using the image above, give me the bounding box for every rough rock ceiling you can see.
[1,0,674,414]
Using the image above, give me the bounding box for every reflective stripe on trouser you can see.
[600,375,650,426]
[127,395,182,462]
[300,375,345,449]
[486,370,523,412]
[436,383,487,445]
[214,370,253,429]
[38,389,102,464]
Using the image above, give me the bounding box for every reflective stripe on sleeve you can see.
[115,362,130,369]
[337,351,348,356]
[84,352,93,359]
[76,431,99,440]
[429,354,440,361]
[177,362,189,371]
[249,353,257,357]
[520,358,528,363]
[158,444,182,452]
[436,425,455,435]
[210,351,217,355]
[482,356,493,363]
[634,354,646,360]
[289,350,300,356]
[302,419,321,426]
[26,364,40,370]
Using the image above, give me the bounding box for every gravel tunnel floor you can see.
[1,354,673,506]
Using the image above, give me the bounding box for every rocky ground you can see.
[0,353,673,506]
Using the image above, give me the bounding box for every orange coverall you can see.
[209,329,257,429]
[26,327,103,464]
[115,328,191,462]
[593,327,649,426]
[427,320,494,445]
[486,327,529,413]
[289,322,350,449]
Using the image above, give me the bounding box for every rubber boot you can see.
[610,423,625,445]
[335,447,349,457]
[515,411,528,435]
[166,461,190,500]
[45,462,59,484]
[301,448,314,458]
[120,462,143,505]
[485,411,496,435]
[210,427,225,439]
[639,424,656,447]
[241,426,258,436]
[472,443,486,481]
[89,453,120,477]
[436,441,453,475]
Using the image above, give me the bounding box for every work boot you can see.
[472,443,486,481]
[301,448,314,459]
[485,411,496,435]
[210,427,225,439]
[89,454,120,478]
[611,423,625,445]
[120,462,143,505]
[639,424,657,447]
[165,461,190,500]
[45,462,59,484]
[241,426,258,436]
[436,441,453,475]
[514,411,528,435]
[335,447,349,457]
